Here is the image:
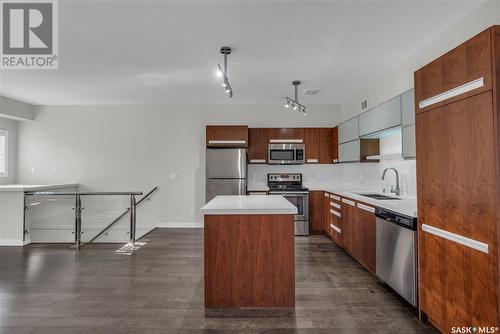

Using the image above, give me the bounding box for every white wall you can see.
[0,117,17,185]
[16,104,342,229]
[342,0,500,122]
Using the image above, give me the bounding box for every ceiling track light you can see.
[284,80,306,115]
[216,46,233,98]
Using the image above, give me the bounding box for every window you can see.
[0,129,7,177]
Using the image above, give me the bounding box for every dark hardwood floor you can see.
[0,229,437,333]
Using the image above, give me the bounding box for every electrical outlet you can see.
[169,173,177,180]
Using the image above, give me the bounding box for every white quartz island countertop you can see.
[201,195,298,215]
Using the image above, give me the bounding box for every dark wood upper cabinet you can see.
[267,128,304,142]
[355,202,376,274]
[304,128,319,163]
[248,128,267,163]
[206,125,248,147]
[319,127,338,164]
[414,28,492,114]
[309,190,324,234]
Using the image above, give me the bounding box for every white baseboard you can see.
[0,239,24,246]
[157,222,203,228]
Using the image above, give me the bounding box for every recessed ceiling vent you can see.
[361,99,368,110]
[303,89,321,95]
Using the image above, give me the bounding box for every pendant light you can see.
[215,46,233,98]
[284,81,306,115]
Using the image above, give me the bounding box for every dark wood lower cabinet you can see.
[355,203,376,274]
[341,198,357,257]
[204,214,295,308]
[309,191,324,234]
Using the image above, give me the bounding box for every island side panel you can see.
[204,214,295,308]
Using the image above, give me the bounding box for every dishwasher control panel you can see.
[375,208,417,230]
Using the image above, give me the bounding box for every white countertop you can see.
[201,195,298,215]
[320,186,417,217]
[246,182,417,217]
[0,183,79,192]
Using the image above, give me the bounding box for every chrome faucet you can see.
[382,167,400,196]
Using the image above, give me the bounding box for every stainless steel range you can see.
[267,173,309,236]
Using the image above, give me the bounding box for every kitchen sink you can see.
[354,193,401,200]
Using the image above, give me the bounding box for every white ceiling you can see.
[0,0,484,105]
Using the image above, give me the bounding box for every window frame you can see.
[0,129,8,178]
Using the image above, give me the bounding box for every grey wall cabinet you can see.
[358,96,402,137]
[338,117,359,144]
[339,139,360,163]
[401,89,416,158]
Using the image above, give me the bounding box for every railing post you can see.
[129,194,137,244]
[74,194,82,248]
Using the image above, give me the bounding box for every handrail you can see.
[81,187,158,246]
[24,187,158,248]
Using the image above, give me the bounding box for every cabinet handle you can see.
[330,202,341,209]
[357,203,375,213]
[421,224,488,254]
[342,198,355,206]
[249,159,266,163]
[330,194,341,201]
[208,140,246,144]
[330,209,341,218]
[333,159,338,163]
[418,77,484,109]
[269,139,303,143]
[330,224,341,234]
[307,159,318,163]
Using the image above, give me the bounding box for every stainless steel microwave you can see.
[268,143,305,164]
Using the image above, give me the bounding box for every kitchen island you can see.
[201,195,297,308]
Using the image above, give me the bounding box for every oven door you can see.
[271,192,309,221]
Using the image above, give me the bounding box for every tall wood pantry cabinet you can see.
[414,26,500,333]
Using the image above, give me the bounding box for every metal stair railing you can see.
[24,187,158,249]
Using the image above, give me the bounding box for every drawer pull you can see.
[342,198,355,206]
[208,140,246,144]
[422,224,488,254]
[330,202,341,209]
[269,139,303,143]
[306,159,318,163]
[330,224,341,234]
[330,209,341,218]
[357,203,375,213]
[330,194,341,201]
[249,159,266,163]
[419,77,484,109]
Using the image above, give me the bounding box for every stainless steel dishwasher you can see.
[375,207,418,307]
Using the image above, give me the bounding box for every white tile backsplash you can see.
[248,158,416,197]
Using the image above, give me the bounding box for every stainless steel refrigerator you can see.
[206,148,247,203]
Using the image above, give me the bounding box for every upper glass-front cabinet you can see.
[358,96,402,137]
[338,117,359,144]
